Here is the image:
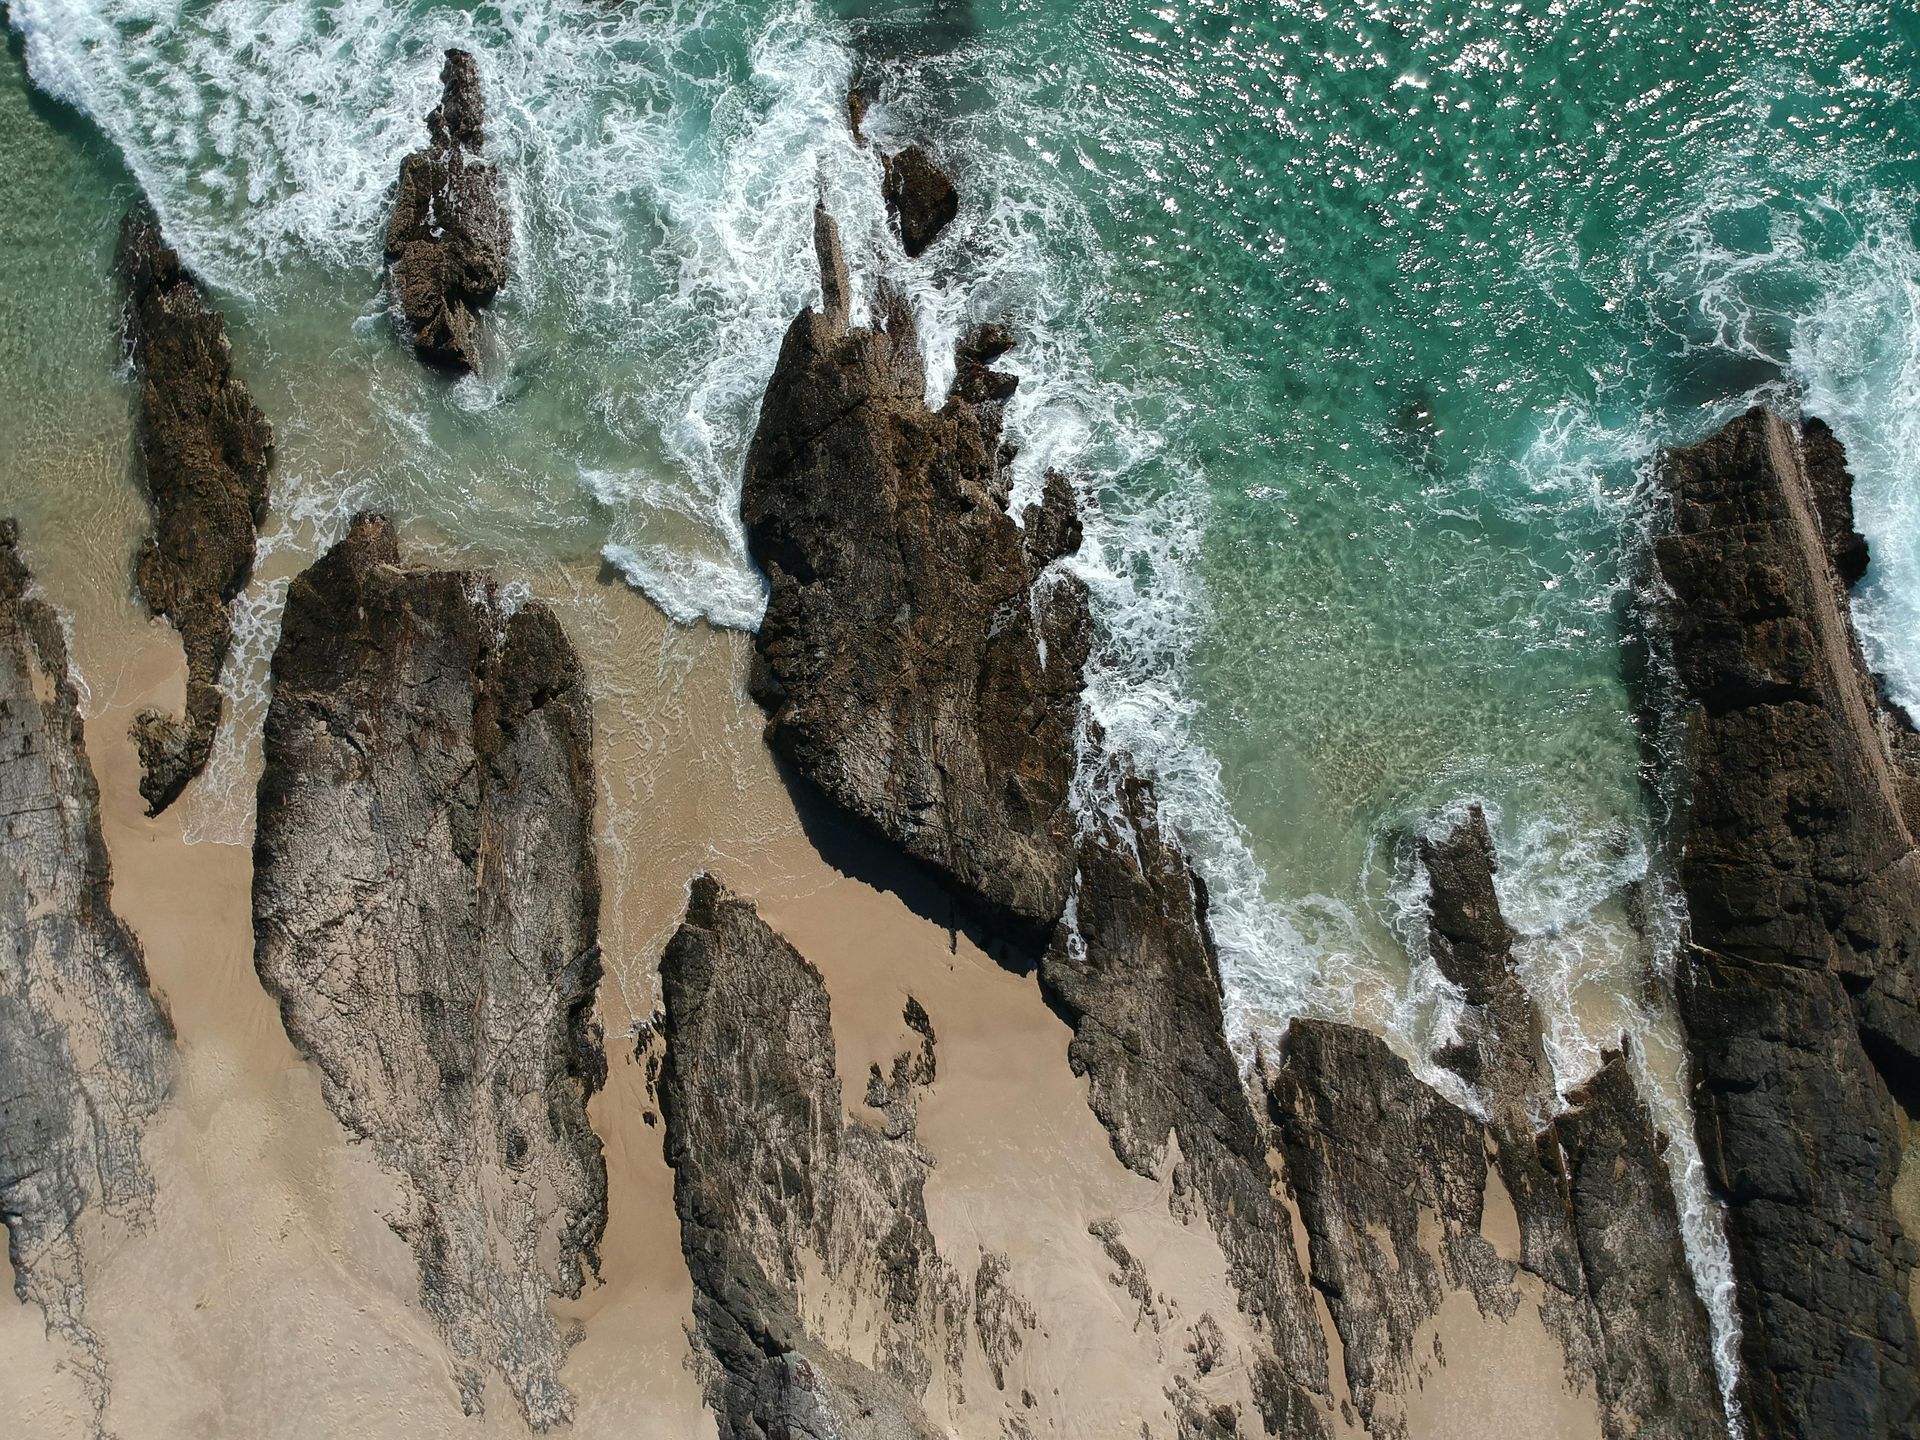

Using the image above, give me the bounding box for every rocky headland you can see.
[0,520,174,1423]
[386,49,511,372]
[251,513,607,1428]
[1651,407,1920,1439]
[118,209,272,815]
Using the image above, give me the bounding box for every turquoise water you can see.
[4,1,1919,1396]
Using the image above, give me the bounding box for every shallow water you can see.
[4,0,1919,1415]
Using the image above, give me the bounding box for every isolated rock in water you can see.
[386,49,510,371]
[0,520,174,1421]
[119,208,272,816]
[1041,766,1332,1437]
[743,206,1089,938]
[658,875,959,1440]
[252,513,606,1427]
[882,144,959,256]
[1653,406,1920,1438]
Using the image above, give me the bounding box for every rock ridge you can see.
[0,519,175,1425]
[252,512,606,1428]
[1652,406,1920,1439]
[118,208,272,816]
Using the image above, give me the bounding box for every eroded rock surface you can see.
[1653,407,1920,1438]
[0,520,174,1422]
[1045,768,1331,1438]
[252,513,606,1428]
[657,875,959,1440]
[743,206,1089,938]
[386,49,511,372]
[119,209,271,816]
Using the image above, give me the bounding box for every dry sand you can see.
[2,513,1608,1439]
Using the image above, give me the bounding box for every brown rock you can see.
[742,206,1089,940]
[385,49,510,371]
[882,144,960,257]
[118,207,272,815]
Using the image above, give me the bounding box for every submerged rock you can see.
[657,875,958,1440]
[385,49,511,372]
[119,208,272,816]
[1653,407,1920,1438]
[252,513,606,1427]
[742,206,1089,939]
[0,520,174,1421]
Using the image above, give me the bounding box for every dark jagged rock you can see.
[1266,1018,1727,1440]
[881,144,960,257]
[1045,769,1331,1439]
[385,49,510,372]
[0,520,174,1422]
[743,207,1089,939]
[1555,1052,1729,1440]
[1652,407,1920,1439]
[1266,1019,1510,1438]
[252,513,606,1428]
[118,208,271,816]
[658,875,960,1440]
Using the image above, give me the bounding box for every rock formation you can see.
[882,144,959,257]
[847,85,961,257]
[1043,769,1333,1438]
[742,205,1089,939]
[1266,811,1726,1440]
[386,49,510,372]
[1652,407,1920,1438]
[119,208,272,815]
[657,875,961,1439]
[252,513,606,1428]
[0,519,174,1422]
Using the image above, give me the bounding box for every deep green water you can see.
[3,14,1918,1363]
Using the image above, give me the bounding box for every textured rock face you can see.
[1265,807,1726,1440]
[1653,407,1920,1439]
[657,876,958,1440]
[742,207,1089,938]
[119,209,272,816]
[0,520,174,1421]
[881,144,959,256]
[1043,769,1331,1438]
[386,49,510,372]
[252,513,606,1428]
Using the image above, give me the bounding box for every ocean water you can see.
[5,0,1920,1415]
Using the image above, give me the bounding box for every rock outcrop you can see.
[1653,407,1920,1438]
[386,49,510,372]
[1043,768,1332,1438]
[742,206,1089,939]
[1267,808,1726,1440]
[0,520,174,1421]
[657,875,961,1440]
[119,209,272,816]
[882,144,959,257]
[252,513,606,1428]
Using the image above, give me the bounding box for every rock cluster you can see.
[1653,407,1920,1438]
[742,205,1088,940]
[252,513,606,1427]
[119,208,272,815]
[386,49,511,371]
[1267,811,1727,1440]
[0,520,174,1421]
